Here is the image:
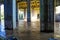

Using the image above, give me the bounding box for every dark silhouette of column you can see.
[40,0,45,32]
[48,0,54,32]
[0,4,1,25]
[40,0,54,32]
[4,0,13,30]
[40,0,48,32]
[44,0,48,32]
[27,0,31,22]
[43,0,54,32]
[4,0,17,29]
[16,2,18,26]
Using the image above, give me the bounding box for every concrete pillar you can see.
[4,0,16,29]
[40,0,54,32]
[0,5,1,32]
[27,0,31,22]
[0,5,1,25]
[4,0,13,29]
[41,0,54,32]
[16,3,18,26]
[24,8,27,21]
[44,0,48,32]
[24,8,26,19]
[48,0,54,32]
[40,0,45,32]
[12,0,16,29]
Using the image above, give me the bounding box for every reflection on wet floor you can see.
[13,21,54,40]
[18,21,40,32]
[0,20,6,38]
[13,30,54,40]
[0,21,60,40]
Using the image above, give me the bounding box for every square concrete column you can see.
[0,4,1,32]
[40,0,54,32]
[48,0,54,32]
[44,0,48,32]
[4,0,16,29]
[40,0,45,32]
[16,3,18,26]
[27,0,31,22]
[12,0,16,29]
[42,0,54,32]
[0,5,1,25]
[4,0,13,29]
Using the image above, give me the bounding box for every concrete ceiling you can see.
[0,0,60,6]
[18,0,40,9]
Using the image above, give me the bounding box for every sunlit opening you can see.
[56,6,60,14]
[0,4,6,38]
[31,9,40,22]
[18,9,24,21]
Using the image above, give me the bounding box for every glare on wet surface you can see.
[0,21,60,40]
[0,20,6,38]
[18,21,40,32]
[13,21,54,40]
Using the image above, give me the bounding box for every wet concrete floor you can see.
[0,21,59,40]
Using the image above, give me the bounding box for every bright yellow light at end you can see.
[31,16,37,22]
